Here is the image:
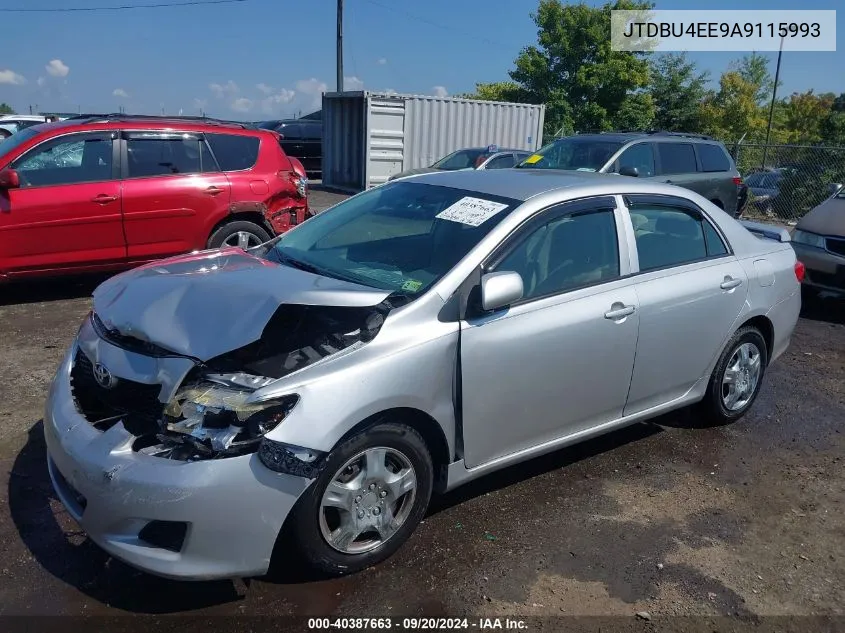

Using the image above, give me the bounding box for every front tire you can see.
[288,422,433,576]
[699,326,768,425]
[207,220,271,250]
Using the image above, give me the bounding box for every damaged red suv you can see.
[0,114,309,281]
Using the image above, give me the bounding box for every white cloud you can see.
[0,69,26,85]
[256,83,274,95]
[344,76,364,91]
[231,97,253,113]
[260,88,296,114]
[377,57,388,65]
[45,59,69,78]
[36,76,46,87]
[432,85,448,98]
[295,77,328,108]
[112,88,129,98]
[210,80,239,98]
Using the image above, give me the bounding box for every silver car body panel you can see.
[92,247,391,361]
[45,168,800,579]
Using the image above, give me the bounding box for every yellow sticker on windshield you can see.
[523,154,543,164]
[401,279,423,292]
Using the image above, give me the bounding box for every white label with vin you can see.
[435,196,509,227]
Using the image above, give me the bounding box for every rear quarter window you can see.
[697,144,732,173]
[205,133,260,171]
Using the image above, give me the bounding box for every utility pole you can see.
[29,105,32,114]
[762,37,784,169]
[336,0,344,92]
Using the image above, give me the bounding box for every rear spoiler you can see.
[739,220,791,243]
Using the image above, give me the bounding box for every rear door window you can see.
[485,154,516,169]
[205,133,260,171]
[656,143,698,175]
[697,144,732,172]
[125,133,201,178]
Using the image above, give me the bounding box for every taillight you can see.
[794,260,805,283]
[732,177,743,186]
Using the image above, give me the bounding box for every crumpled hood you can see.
[92,247,391,361]
[796,196,845,237]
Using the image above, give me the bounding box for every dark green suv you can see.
[517,131,746,217]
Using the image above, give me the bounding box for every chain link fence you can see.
[729,142,845,223]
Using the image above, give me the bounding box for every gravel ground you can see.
[0,203,843,626]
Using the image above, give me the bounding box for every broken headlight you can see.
[159,373,298,459]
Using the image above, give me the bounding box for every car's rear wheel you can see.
[699,326,768,425]
[288,422,433,576]
[207,220,271,250]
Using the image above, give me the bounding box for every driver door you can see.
[0,131,125,276]
[459,197,640,468]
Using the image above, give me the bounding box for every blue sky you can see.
[0,0,842,119]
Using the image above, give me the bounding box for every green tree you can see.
[457,81,526,103]
[648,53,710,132]
[735,53,775,106]
[0,103,14,115]
[700,67,770,143]
[463,0,654,137]
[781,91,834,144]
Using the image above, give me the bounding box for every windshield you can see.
[745,172,781,189]
[256,120,282,130]
[270,181,519,297]
[432,149,489,170]
[0,127,40,162]
[516,138,623,172]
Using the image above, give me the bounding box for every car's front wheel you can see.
[288,422,433,576]
[699,326,768,425]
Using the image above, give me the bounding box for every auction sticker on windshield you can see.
[435,197,509,227]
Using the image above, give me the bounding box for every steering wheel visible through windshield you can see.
[431,149,488,170]
[270,181,519,298]
[517,138,623,172]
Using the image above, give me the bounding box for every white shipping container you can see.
[322,91,546,192]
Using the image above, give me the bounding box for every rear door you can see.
[120,131,231,259]
[655,142,703,194]
[695,143,739,215]
[0,131,125,275]
[622,194,747,415]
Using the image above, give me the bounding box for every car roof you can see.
[554,132,720,145]
[26,116,266,137]
[407,167,634,200]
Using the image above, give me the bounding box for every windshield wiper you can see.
[275,251,326,276]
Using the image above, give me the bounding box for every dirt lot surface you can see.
[0,194,843,626]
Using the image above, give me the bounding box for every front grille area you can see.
[826,237,845,258]
[70,348,164,435]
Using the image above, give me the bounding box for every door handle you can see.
[604,304,636,320]
[720,277,743,290]
[91,194,117,204]
[204,186,224,195]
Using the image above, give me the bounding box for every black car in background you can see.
[256,119,321,178]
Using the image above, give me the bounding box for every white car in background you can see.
[0,115,54,140]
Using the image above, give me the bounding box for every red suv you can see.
[0,114,309,282]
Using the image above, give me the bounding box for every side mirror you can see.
[619,165,639,177]
[480,271,523,312]
[0,169,20,189]
[828,182,843,196]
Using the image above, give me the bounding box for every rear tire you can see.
[287,422,433,576]
[207,220,271,250]
[698,326,768,426]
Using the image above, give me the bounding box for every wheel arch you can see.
[736,314,774,364]
[206,211,275,246]
[334,407,452,491]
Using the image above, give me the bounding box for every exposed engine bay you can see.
[84,302,390,462]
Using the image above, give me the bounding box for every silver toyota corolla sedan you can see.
[44,169,802,580]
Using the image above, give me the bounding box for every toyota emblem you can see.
[93,362,118,389]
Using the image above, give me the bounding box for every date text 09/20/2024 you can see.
[307,618,528,630]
